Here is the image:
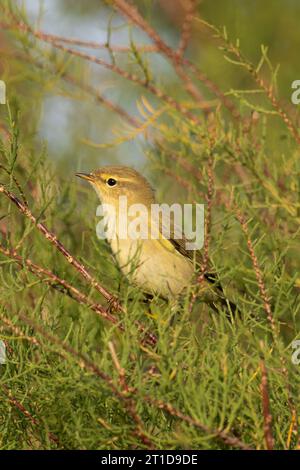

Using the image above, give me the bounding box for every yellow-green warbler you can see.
[77,166,237,314]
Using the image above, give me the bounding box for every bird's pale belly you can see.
[109,237,194,298]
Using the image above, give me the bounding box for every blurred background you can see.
[1,0,300,173]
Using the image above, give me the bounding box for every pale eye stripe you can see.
[100,174,135,184]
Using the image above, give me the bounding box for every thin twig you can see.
[112,0,239,117]
[198,157,214,284]
[0,184,122,310]
[235,209,275,331]
[1,384,60,446]
[0,245,119,324]
[63,74,141,128]
[112,0,208,109]
[108,341,155,449]
[183,58,241,119]
[260,360,274,450]
[176,0,198,59]
[0,47,141,129]
[0,313,40,346]
[0,245,157,347]
[0,164,28,207]
[235,207,296,429]
[12,20,201,125]
[145,397,253,450]
[17,312,154,449]
[9,27,158,52]
[213,29,300,143]
[4,307,252,450]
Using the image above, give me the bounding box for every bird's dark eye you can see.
[106,178,117,187]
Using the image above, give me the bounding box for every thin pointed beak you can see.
[76,172,95,182]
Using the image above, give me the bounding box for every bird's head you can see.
[76,166,155,208]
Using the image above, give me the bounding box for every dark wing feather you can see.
[157,210,239,317]
[168,236,223,290]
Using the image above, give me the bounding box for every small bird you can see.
[76,166,236,314]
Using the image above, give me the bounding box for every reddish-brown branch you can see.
[12,28,158,52]
[235,207,296,431]
[5,6,242,120]
[112,0,209,108]
[218,36,300,143]
[1,384,60,446]
[255,74,300,145]
[260,360,274,450]
[0,245,157,347]
[17,312,154,449]
[108,341,155,449]
[63,74,141,128]
[182,58,241,119]
[0,46,141,129]
[0,314,40,346]
[0,184,121,309]
[198,157,214,284]
[112,0,240,117]
[145,397,253,450]
[4,308,252,450]
[5,5,240,120]
[0,164,28,207]
[112,0,174,58]
[11,20,200,125]
[188,158,214,312]
[235,209,275,331]
[176,0,198,59]
[0,245,119,324]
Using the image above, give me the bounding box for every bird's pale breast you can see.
[110,236,194,298]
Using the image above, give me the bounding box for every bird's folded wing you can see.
[154,211,222,290]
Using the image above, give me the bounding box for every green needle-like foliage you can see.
[0,0,299,450]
